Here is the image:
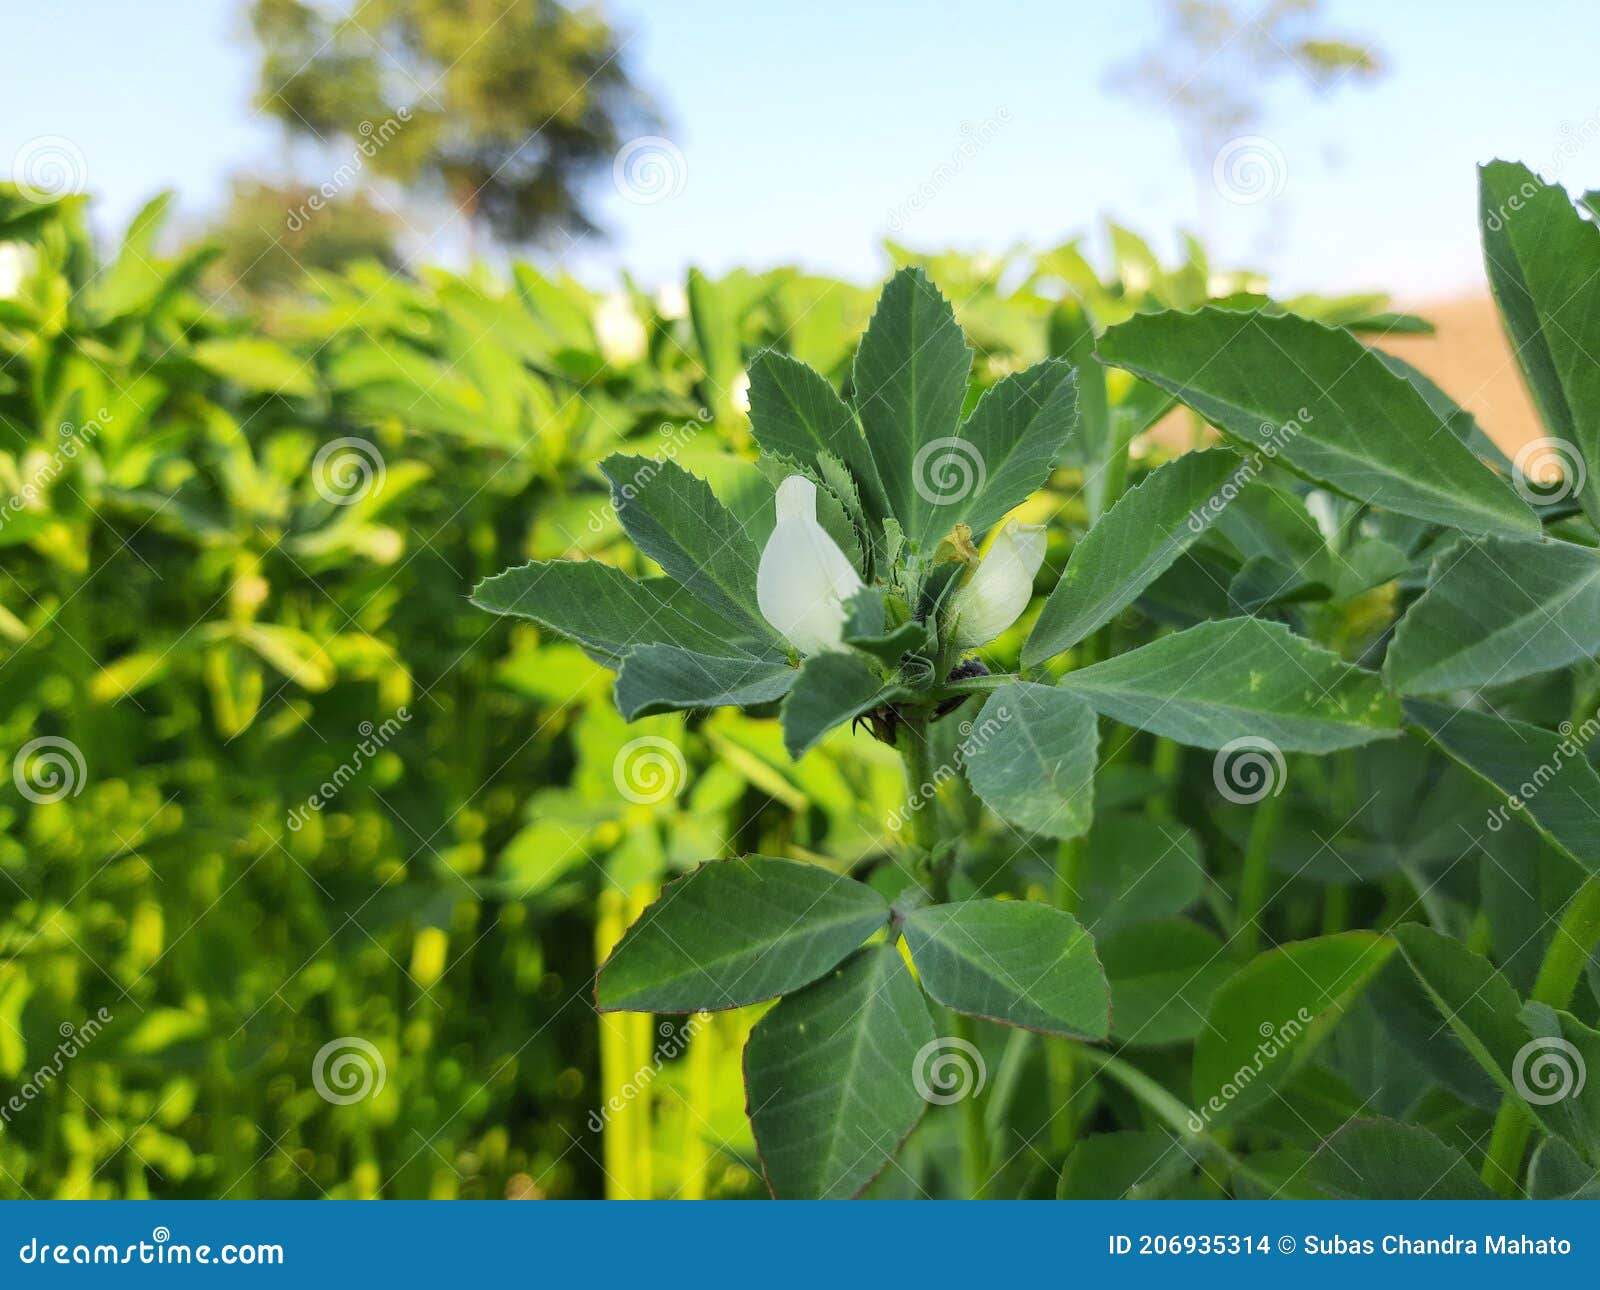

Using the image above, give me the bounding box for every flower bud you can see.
[948,520,1045,648]
[757,475,862,655]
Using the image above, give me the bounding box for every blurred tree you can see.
[1111,0,1383,197]
[204,177,404,298]
[245,0,652,247]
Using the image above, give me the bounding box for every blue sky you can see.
[3,0,1598,302]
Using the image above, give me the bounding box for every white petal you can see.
[758,475,863,654]
[950,521,1046,648]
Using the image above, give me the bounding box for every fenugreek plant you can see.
[472,237,1551,1199]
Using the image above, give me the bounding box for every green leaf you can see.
[1386,536,1600,694]
[779,651,896,758]
[596,857,889,1012]
[471,560,765,667]
[600,455,771,638]
[614,646,796,719]
[1078,812,1204,935]
[1480,161,1600,522]
[744,944,934,1199]
[1097,308,1538,537]
[1402,699,1600,872]
[1192,932,1394,1123]
[1057,1131,1189,1199]
[1058,617,1400,752]
[748,350,888,521]
[1308,1118,1494,1200]
[1101,919,1232,1047]
[902,899,1109,1038]
[948,358,1080,538]
[1529,1137,1600,1199]
[852,267,973,552]
[1390,920,1526,1082]
[962,682,1099,841]
[191,338,316,398]
[1025,449,1243,664]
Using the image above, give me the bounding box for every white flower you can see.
[654,280,688,320]
[948,521,1046,648]
[0,243,35,299]
[757,475,862,655]
[730,368,751,414]
[594,292,647,365]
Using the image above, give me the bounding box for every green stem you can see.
[1482,876,1600,1195]
[897,714,990,1197]
[1234,788,1287,959]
